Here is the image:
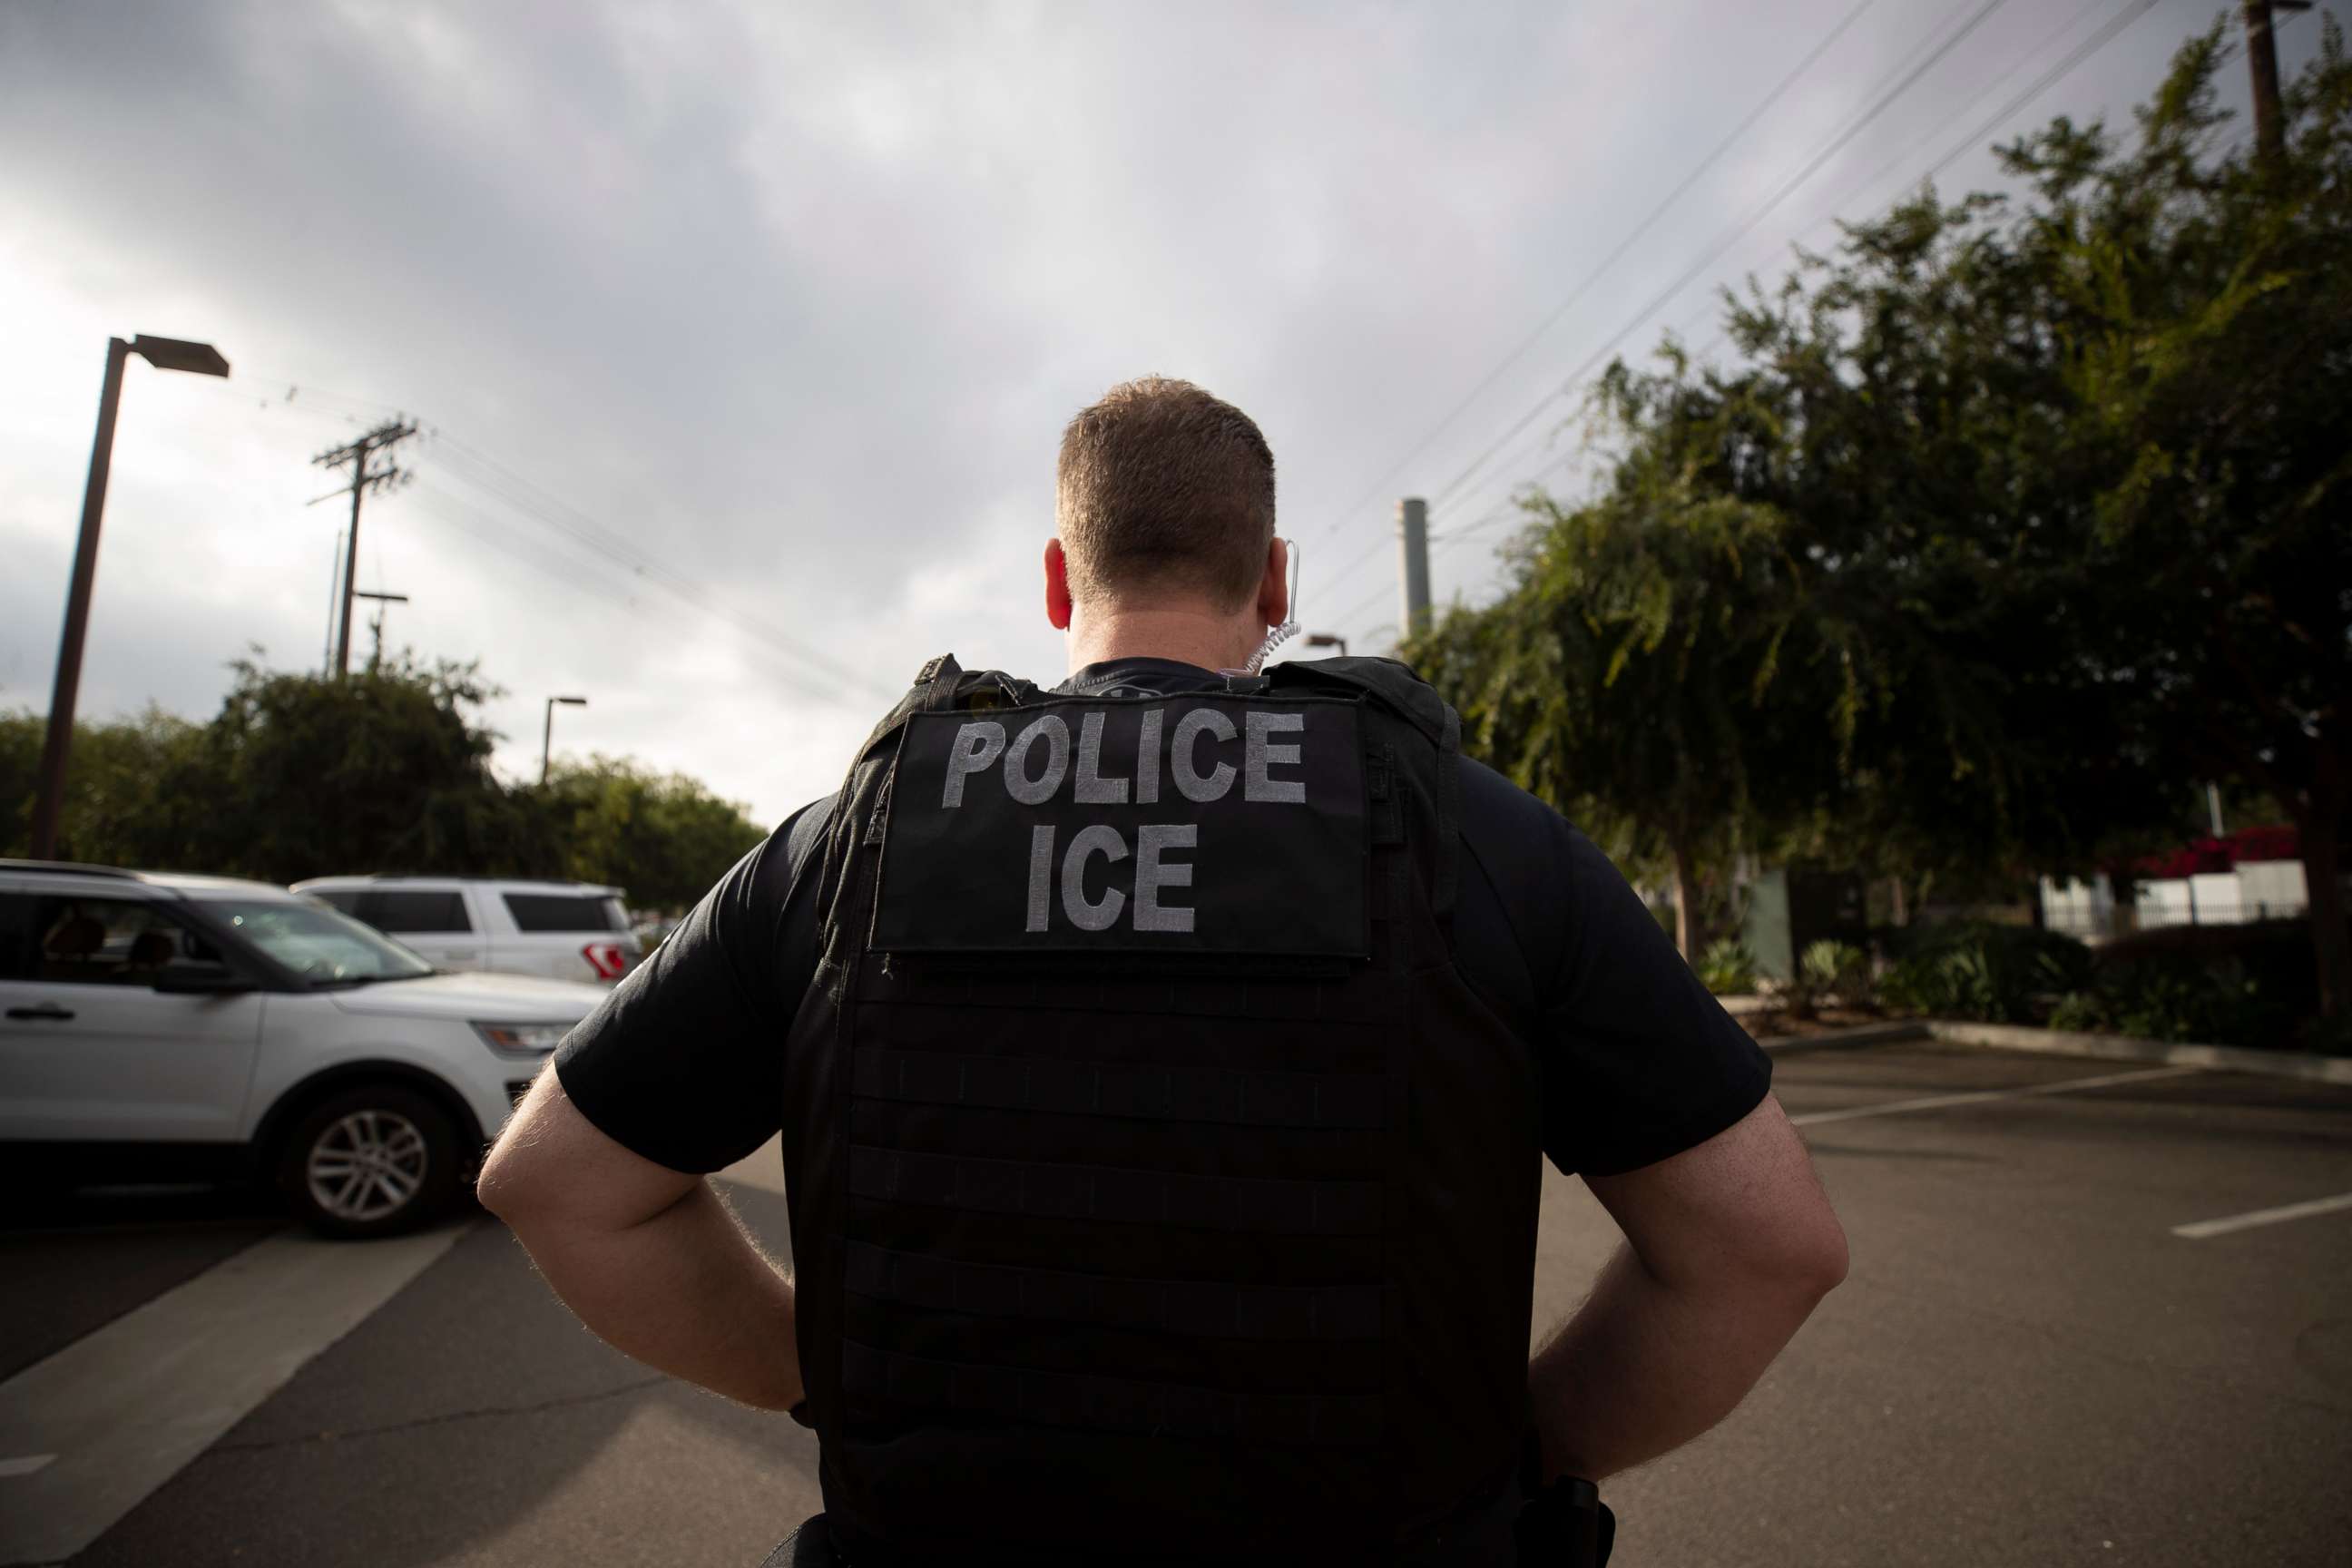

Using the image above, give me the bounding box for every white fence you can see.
[2040,864,2311,941]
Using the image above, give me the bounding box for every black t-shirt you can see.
[556,657,1769,1180]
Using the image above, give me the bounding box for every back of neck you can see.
[1065,605,1260,676]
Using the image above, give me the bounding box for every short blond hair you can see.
[1055,377,1277,610]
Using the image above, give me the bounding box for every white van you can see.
[291,877,642,985]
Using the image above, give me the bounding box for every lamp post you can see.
[1304,632,1349,658]
[542,695,587,787]
[30,334,230,860]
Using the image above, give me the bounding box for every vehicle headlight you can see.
[473,1022,573,1054]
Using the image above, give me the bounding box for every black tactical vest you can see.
[780,654,1544,1566]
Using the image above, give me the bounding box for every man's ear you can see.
[1044,539,1073,632]
[1257,536,1290,629]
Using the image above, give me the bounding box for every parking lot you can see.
[5,1041,2348,1567]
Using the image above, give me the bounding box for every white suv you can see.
[0,860,610,1237]
[291,876,643,985]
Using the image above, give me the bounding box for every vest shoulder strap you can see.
[1257,656,1464,927]
[1258,656,1451,746]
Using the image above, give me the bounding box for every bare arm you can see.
[1528,1093,1846,1481]
[476,1068,802,1411]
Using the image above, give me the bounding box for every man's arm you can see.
[476,1070,802,1412]
[1528,1093,1847,1482]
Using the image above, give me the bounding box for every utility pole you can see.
[323,530,345,675]
[353,590,408,670]
[1397,497,1431,638]
[2243,3,2311,172]
[312,418,416,677]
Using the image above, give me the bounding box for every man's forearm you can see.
[507,1180,803,1411]
[1528,1243,1828,1482]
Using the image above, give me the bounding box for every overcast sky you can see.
[4,0,2337,827]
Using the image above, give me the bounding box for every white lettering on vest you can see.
[1061,824,1128,931]
[1073,711,1130,804]
[1135,708,1163,805]
[1132,823,1197,933]
[941,720,1006,808]
[1171,708,1237,803]
[1004,713,1071,805]
[1024,824,1055,932]
[1244,710,1307,804]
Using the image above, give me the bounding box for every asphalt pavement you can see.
[5,1042,2347,1566]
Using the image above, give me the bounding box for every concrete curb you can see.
[1756,1020,1929,1055]
[1923,1020,2352,1086]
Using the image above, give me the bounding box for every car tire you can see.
[277,1083,461,1239]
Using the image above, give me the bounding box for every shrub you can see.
[1799,939,1876,1010]
[2051,956,2294,1049]
[1879,922,2091,1023]
[1696,938,1759,995]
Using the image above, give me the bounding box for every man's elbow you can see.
[475,1139,533,1225]
[1800,1210,1850,1297]
[477,1120,563,1230]
[1711,1200,1847,1312]
[1774,1204,1850,1305]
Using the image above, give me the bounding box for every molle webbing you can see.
[794,654,1535,1564]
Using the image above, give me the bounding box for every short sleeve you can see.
[554,797,834,1172]
[1452,762,1769,1178]
[1534,828,1772,1176]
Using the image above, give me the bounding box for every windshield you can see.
[210,898,436,985]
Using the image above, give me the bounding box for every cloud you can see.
[0,0,2307,826]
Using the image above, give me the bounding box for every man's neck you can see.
[1065,604,1262,676]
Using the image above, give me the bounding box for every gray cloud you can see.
[3,0,2329,823]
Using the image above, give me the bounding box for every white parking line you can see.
[1789,1064,2202,1128]
[0,1221,466,1565]
[2171,1191,2352,1240]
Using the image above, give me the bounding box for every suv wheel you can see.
[278,1084,460,1239]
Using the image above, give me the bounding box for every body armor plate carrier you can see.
[782,655,1544,1565]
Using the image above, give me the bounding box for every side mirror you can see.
[152,964,258,995]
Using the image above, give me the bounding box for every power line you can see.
[1409,0,2090,545]
[1655,0,2114,373]
[1917,0,2165,184]
[1424,0,2021,519]
[1309,0,2023,612]
[421,436,895,701]
[1335,0,2190,647]
[1669,0,2163,373]
[1307,0,1878,546]
[237,367,892,701]
[407,481,671,627]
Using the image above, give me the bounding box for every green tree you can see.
[1,706,215,869]
[539,755,767,911]
[5,658,761,909]
[2024,24,2352,1015]
[1416,18,2352,1004]
[183,655,548,883]
[1409,367,1839,956]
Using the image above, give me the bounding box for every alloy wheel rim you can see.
[306,1109,427,1222]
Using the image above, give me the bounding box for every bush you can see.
[1799,939,1876,1010]
[1879,921,2092,1024]
[1696,938,1759,995]
[2046,919,2329,1050]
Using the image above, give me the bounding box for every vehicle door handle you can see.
[5,1004,75,1022]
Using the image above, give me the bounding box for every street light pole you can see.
[1304,632,1350,657]
[542,695,587,787]
[30,334,230,860]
